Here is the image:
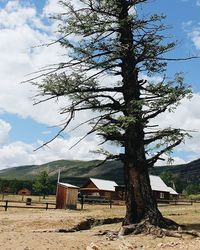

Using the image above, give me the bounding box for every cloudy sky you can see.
[0,0,200,169]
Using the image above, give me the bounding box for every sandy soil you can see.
[0,203,200,250]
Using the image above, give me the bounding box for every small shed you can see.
[56,182,79,209]
[80,178,118,199]
[17,188,31,196]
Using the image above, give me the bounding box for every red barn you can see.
[17,188,31,196]
[80,178,118,199]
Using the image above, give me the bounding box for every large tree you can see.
[33,171,51,199]
[32,0,192,234]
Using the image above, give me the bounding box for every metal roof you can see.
[89,176,171,193]
[58,176,178,194]
[58,182,79,189]
[149,175,170,193]
[167,186,178,195]
[89,178,118,192]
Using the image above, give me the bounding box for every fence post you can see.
[5,200,8,211]
[46,203,48,210]
[81,196,84,210]
[109,200,112,209]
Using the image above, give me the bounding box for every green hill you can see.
[150,158,200,183]
[0,158,199,187]
[0,159,124,186]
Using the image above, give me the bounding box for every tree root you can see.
[118,220,200,238]
[65,217,123,232]
[32,216,200,239]
[32,217,123,233]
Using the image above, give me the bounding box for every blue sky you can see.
[0,0,200,169]
[144,0,200,92]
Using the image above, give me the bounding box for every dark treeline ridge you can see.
[0,178,56,196]
[0,158,199,196]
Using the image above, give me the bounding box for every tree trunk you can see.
[123,158,163,226]
[122,128,177,229]
[117,0,167,228]
[121,115,176,228]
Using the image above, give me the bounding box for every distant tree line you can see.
[160,171,200,195]
[0,171,56,198]
[1,170,199,198]
[0,179,34,194]
[185,183,200,195]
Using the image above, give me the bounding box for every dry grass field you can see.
[0,199,199,250]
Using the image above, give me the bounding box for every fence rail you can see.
[0,198,199,211]
[78,196,113,209]
[157,199,195,205]
[0,200,56,211]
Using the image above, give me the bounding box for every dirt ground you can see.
[0,203,200,250]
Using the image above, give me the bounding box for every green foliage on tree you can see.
[186,183,200,195]
[0,179,9,194]
[30,0,194,232]
[160,172,174,187]
[159,171,186,193]
[174,178,185,194]
[33,171,52,199]
[188,194,200,200]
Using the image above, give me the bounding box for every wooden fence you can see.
[78,196,113,209]
[78,197,199,209]
[0,199,56,211]
[0,198,199,211]
[157,199,196,206]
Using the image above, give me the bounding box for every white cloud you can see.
[43,0,63,16]
[0,0,200,169]
[153,93,200,161]
[189,29,200,49]
[0,0,118,168]
[43,0,86,16]
[0,0,66,126]
[155,156,187,166]
[183,20,200,50]
[0,0,96,130]
[1,101,199,168]
[0,1,35,28]
[155,93,200,131]
[0,119,11,146]
[196,0,200,6]
[171,157,187,165]
[0,135,104,169]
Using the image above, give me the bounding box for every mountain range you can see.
[0,158,199,186]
